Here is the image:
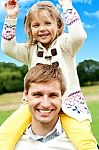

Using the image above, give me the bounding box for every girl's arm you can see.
[59,0,87,55]
[1,0,29,65]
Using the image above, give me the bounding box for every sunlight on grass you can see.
[81,85,99,101]
[81,85,99,96]
[0,92,22,104]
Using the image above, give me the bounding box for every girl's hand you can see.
[5,0,19,19]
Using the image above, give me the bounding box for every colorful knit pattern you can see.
[2,23,16,40]
[65,9,80,25]
[62,91,92,121]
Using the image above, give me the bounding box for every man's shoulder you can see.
[15,132,76,150]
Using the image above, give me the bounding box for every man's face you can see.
[26,80,62,125]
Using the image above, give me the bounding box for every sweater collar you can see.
[25,118,63,143]
[37,38,57,50]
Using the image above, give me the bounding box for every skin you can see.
[4,1,61,48]
[24,80,62,136]
[5,0,18,18]
[31,10,58,49]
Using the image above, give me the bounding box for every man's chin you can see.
[36,117,53,124]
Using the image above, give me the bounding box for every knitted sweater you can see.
[14,118,76,150]
[1,6,91,121]
[1,7,86,92]
[15,130,76,150]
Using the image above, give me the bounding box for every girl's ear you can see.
[22,90,28,102]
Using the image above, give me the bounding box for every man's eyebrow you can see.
[32,91,42,94]
[49,92,60,96]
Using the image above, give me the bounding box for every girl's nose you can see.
[39,25,46,31]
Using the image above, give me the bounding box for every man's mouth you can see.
[37,109,54,113]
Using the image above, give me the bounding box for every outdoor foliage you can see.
[0,62,28,94]
[77,59,99,86]
[0,59,99,94]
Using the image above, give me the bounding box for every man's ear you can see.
[22,90,28,102]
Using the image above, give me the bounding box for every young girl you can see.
[0,0,98,149]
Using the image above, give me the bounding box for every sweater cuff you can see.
[62,2,73,13]
[4,17,17,26]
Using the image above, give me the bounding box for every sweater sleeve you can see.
[60,4,87,56]
[1,17,29,65]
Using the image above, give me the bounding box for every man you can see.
[15,64,76,150]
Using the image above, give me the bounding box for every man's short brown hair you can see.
[24,64,66,95]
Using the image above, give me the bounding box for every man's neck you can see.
[31,117,58,136]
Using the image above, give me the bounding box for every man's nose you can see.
[41,96,51,108]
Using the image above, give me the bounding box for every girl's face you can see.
[30,9,58,49]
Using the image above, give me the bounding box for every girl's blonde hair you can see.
[24,1,64,47]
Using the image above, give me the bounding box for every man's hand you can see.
[5,0,19,19]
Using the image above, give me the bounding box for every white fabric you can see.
[58,0,73,13]
[15,132,76,150]
[26,118,63,142]
[15,119,76,150]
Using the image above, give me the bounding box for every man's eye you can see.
[50,94,58,98]
[32,93,42,97]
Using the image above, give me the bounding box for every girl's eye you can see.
[32,24,39,28]
[45,22,51,25]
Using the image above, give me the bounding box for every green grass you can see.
[0,92,22,104]
[0,110,15,125]
[87,101,99,143]
[82,85,99,96]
